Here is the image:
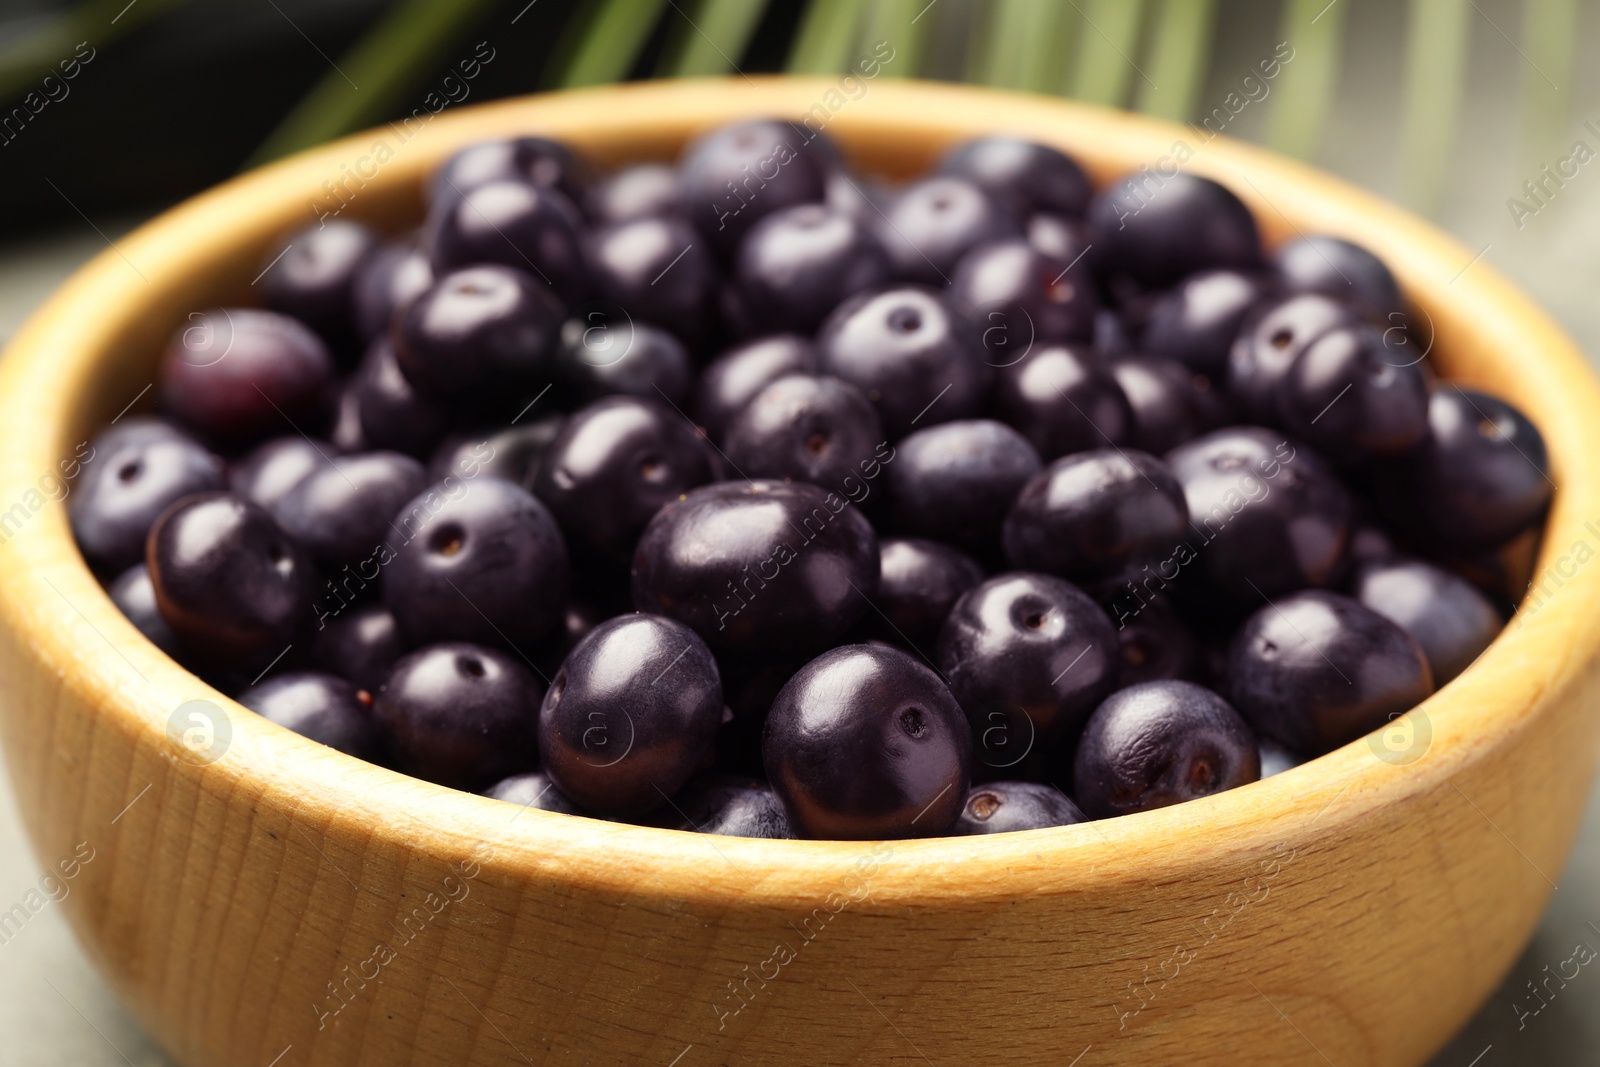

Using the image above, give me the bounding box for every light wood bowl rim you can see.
[1,77,1596,909]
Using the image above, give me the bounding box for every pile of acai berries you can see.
[71,121,1552,840]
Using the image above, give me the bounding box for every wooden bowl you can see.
[2,78,1598,1067]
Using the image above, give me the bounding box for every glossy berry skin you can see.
[937,573,1119,770]
[1087,173,1261,296]
[654,776,793,838]
[948,239,1099,362]
[1275,235,1404,319]
[312,603,405,691]
[533,396,713,565]
[937,137,1092,218]
[1027,212,1095,266]
[484,771,585,815]
[995,345,1132,460]
[953,781,1086,835]
[159,308,334,447]
[875,176,1021,285]
[428,414,565,486]
[146,492,314,669]
[258,220,379,355]
[871,538,986,647]
[1227,293,1360,422]
[394,265,564,402]
[762,644,971,839]
[1073,681,1260,820]
[107,563,183,657]
[1229,590,1433,755]
[384,476,569,649]
[677,119,827,255]
[352,236,433,344]
[540,613,724,817]
[632,480,880,655]
[816,287,991,437]
[585,163,682,223]
[351,337,451,457]
[238,671,380,760]
[1167,428,1352,602]
[329,382,368,453]
[1004,450,1188,583]
[886,419,1041,553]
[695,335,817,441]
[271,451,427,568]
[1258,741,1301,778]
[374,642,542,789]
[1109,356,1231,455]
[1114,597,1198,685]
[1377,386,1551,551]
[1275,324,1429,463]
[1353,558,1501,685]
[229,436,331,511]
[71,418,225,572]
[733,204,892,336]
[724,374,883,489]
[555,319,693,407]
[1141,269,1265,376]
[431,136,593,208]
[428,179,586,302]
[584,215,716,343]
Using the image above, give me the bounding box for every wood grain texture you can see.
[0,78,1597,1067]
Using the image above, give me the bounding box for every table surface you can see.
[7,63,1600,1058]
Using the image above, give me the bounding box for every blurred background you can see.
[1,0,1598,1063]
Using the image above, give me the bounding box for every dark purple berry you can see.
[1166,428,1351,602]
[870,538,985,648]
[352,337,451,457]
[1275,235,1403,319]
[271,451,427,568]
[1087,172,1261,296]
[1109,356,1231,455]
[584,215,716,343]
[71,418,225,572]
[1377,385,1551,550]
[159,308,334,447]
[887,419,1041,553]
[352,235,433,344]
[555,318,693,407]
[763,644,970,839]
[1275,323,1429,462]
[1073,681,1259,819]
[107,563,183,657]
[146,492,313,669]
[230,436,333,511]
[733,204,891,335]
[428,414,565,486]
[677,119,827,255]
[312,603,405,691]
[394,265,564,401]
[632,480,880,655]
[540,613,724,816]
[1114,597,1198,685]
[383,477,568,649]
[816,287,991,437]
[1003,449,1188,582]
[695,335,817,440]
[1353,558,1501,685]
[937,573,1119,771]
[1228,590,1433,755]
[654,776,793,838]
[724,374,883,489]
[1227,293,1360,422]
[428,179,585,302]
[953,780,1086,834]
[258,220,379,355]
[1140,269,1265,376]
[239,671,380,759]
[875,176,1021,285]
[995,345,1132,459]
[533,396,714,565]
[374,642,541,788]
[937,137,1092,217]
[586,163,681,223]
[484,771,585,815]
[431,136,593,207]
[949,239,1099,363]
